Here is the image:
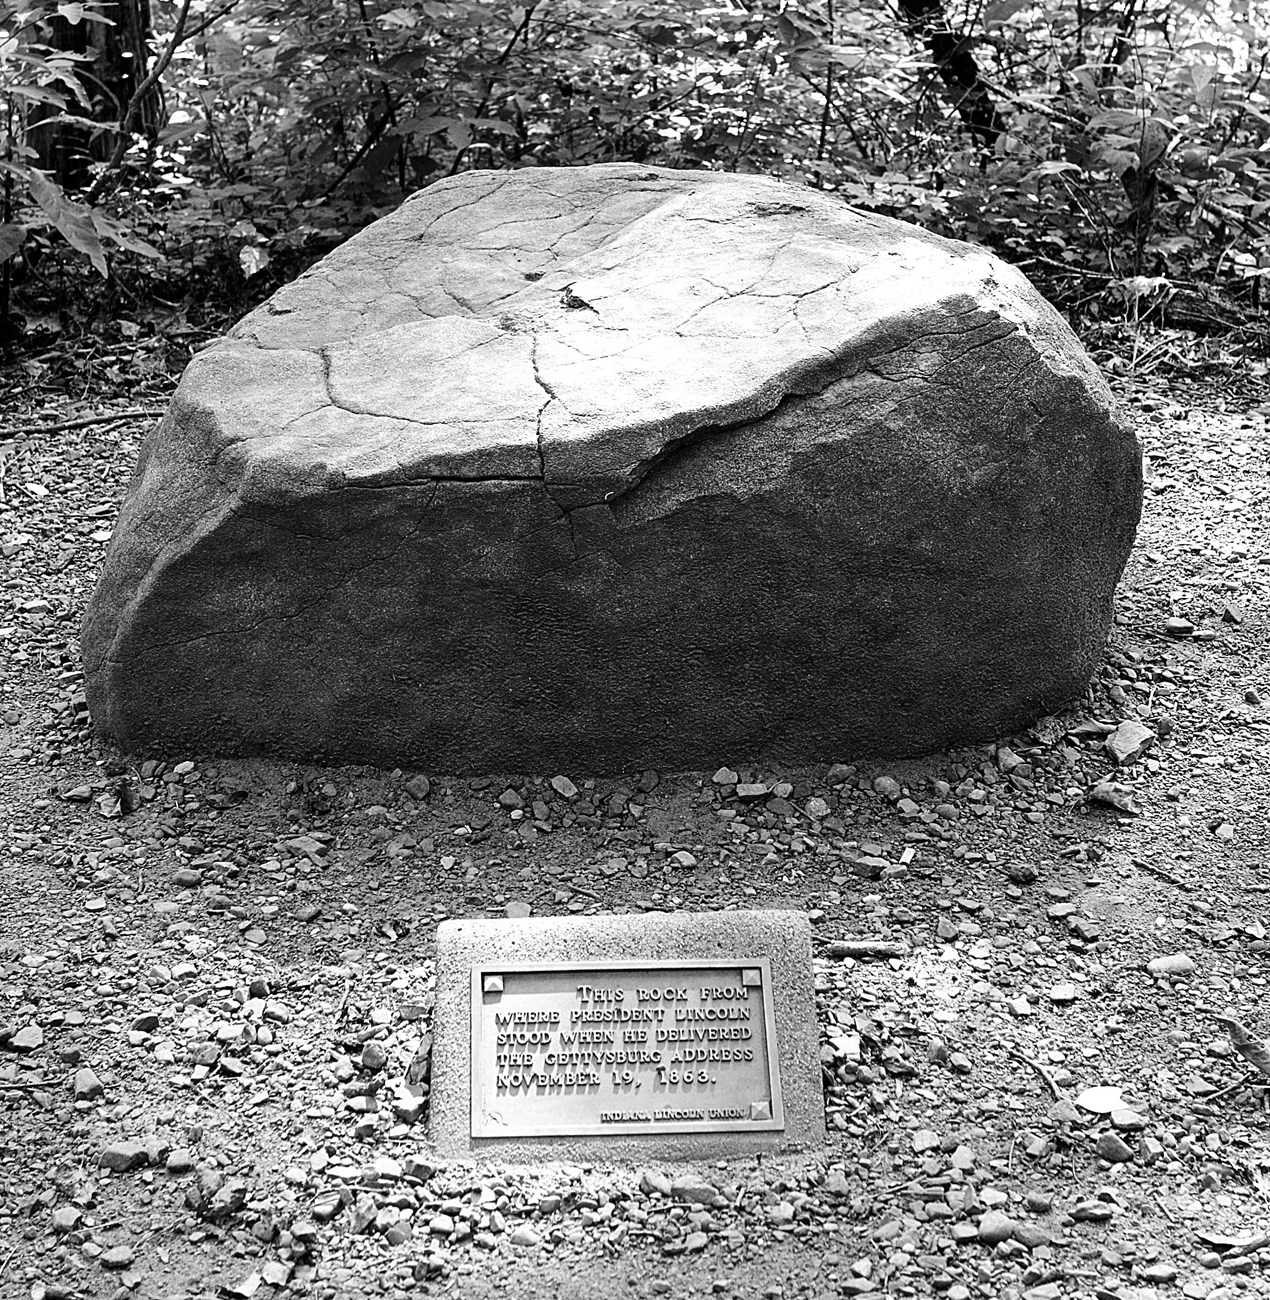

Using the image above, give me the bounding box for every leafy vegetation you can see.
[1,0,1267,359]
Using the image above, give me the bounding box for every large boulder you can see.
[83,163,1141,772]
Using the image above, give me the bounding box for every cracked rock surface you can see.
[82,163,1142,772]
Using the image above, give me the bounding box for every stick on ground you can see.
[819,938,912,960]
[1008,1048,1065,1100]
[1204,1069,1260,1104]
[3,409,165,437]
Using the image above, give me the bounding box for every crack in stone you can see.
[191,248,1033,552]
[974,353,1046,425]
[351,474,542,489]
[317,334,512,426]
[604,312,1022,507]
[438,276,480,315]
[610,398,798,508]
[667,286,742,335]
[218,302,1027,526]
[404,174,516,238]
[529,336,555,487]
[466,209,580,243]
[311,300,1026,512]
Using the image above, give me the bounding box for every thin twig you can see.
[2,409,164,436]
[1015,254,1116,280]
[183,0,244,44]
[335,977,355,1025]
[1007,1048,1064,1099]
[321,107,399,201]
[1130,857,1191,891]
[1204,1070,1260,1105]
[816,0,835,165]
[447,4,538,177]
[86,0,196,205]
[818,938,912,961]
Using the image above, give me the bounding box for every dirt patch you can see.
[1,371,1269,1299]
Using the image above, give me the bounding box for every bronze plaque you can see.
[470,959,785,1137]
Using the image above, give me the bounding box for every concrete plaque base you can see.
[430,910,824,1162]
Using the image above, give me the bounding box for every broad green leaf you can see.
[1118,275,1171,301]
[1097,148,1137,177]
[1072,67,1099,96]
[399,114,458,138]
[158,119,205,145]
[357,136,399,179]
[378,7,420,28]
[37,112,105,131]
[0,222,23,263]
[7,85,70,109]
[26,170,107,277]
[1186,62,1216,93]
[1087,109,1142,131]
[985,0,1033,27]
[55,1,115,22]
[383,49,428,74]
[239,245,271,278]
[1138,118,1171,170]
[91,211,161,259]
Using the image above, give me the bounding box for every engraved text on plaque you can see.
[470,960,785,1137]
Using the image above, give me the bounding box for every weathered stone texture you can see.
[83,163,1141,770]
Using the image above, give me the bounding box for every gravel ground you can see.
[1,365,1270,1300]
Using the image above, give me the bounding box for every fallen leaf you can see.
[1075,1085,1124,1114]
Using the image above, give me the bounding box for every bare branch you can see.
[85,0,196,205]
[2,408,164,436]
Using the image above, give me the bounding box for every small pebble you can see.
[1147,953,1196,977]
[977,1209,1016,1245]
[101,1244,135,1269]
[99,1140,149,1172]
[1095,1132,1135,1163]
[74,1066,105,1100]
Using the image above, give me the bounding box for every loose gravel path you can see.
[1,368,1269,1300]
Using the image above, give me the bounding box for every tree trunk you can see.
[897,0,1005,149]
[29,0,161,189]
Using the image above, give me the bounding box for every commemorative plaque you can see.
[430,909,824,1160]
[471,960,784,1137]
